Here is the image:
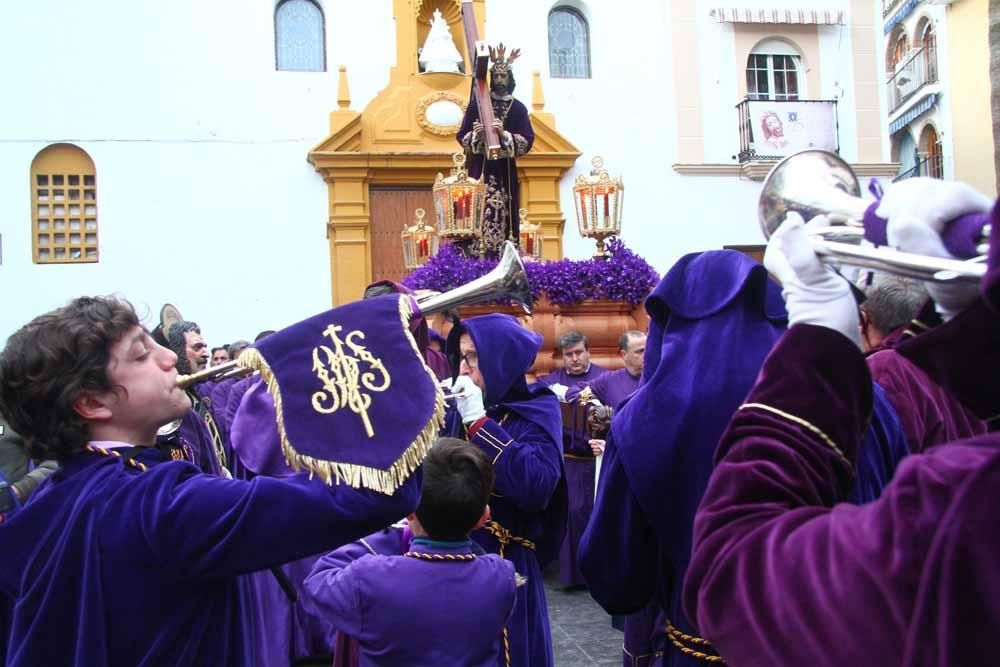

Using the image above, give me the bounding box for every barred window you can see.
[30,144,98,264]
[275,0,326,72]
[548,6,591,79]
[746,42,801,102]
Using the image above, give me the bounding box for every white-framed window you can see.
[746,40,802,101]
[548,6,591,79]
[275,0,326,72]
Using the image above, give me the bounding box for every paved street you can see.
[544,572,622,666]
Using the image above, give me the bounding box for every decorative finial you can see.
[519,208,528,222]
[337,65,351,110]
[452,152,467,168]
[591,156,605,172]
[415,208,426,223]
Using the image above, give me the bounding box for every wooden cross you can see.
[461,0,502,160]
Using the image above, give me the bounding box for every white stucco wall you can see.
[0,0,872,346]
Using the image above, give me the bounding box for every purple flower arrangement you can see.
[402,237,659,306]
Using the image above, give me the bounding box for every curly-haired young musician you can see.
[0,296,419,666]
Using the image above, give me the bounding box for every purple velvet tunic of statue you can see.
[446,314,567,667]
[578,251,908,667]
[540,364,608,587]
[0,445,419,666]
[303,537,516,667]
[457,95,534,256]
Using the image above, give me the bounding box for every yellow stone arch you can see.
[308,0,581,305]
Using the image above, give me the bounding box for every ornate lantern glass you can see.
[433,152,486,241]
[573,156,624,258]
[518,208,543,260]
[401,208,439,270]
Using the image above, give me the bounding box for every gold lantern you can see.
[518,208,543,260]
[401,208,439,270]
[573,156,624,258]
[433,152,486,242]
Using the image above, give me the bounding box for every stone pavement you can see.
[544,572,622,666]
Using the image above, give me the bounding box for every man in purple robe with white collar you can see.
[0,296,421,666]
[683,185,1000,665]
[538,331,607,587]
[579,249,909,667]
[444,314,567,667]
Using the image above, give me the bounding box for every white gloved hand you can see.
[876,178,992,321]
[764,212,862,349]
[450,375,486,425]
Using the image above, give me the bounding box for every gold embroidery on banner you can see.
[311,323,392,437]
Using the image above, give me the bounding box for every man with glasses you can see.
[443,314,566,667]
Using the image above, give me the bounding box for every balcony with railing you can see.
[737,98,839,164]
[892,153,943,181]
[887,46,937,114]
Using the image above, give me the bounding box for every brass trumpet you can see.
[176,240,532,389]
[759,150,988,284]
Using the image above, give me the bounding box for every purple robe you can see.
[579,251,908,667]
[304,537,516,666]
[457,95,534,256]
[446,314,567,667]
[587,367,642,410]
[540,364,608,587]
[175,400,226,477]
[0,445,419,666]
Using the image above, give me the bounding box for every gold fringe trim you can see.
[236,294,446,495]
[739,402,851,467]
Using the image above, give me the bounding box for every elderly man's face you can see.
[184,331,209,372]
[459,333,486,395]
[211,348,230,367]
[621,334,646,377]
[562,341,590,376]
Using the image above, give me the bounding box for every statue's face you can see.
[491,70,510,95]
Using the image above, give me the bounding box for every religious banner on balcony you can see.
[747,101,838,157]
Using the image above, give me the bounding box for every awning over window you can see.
[711,8,846,25]
[883,0,920,35]
[889,93,937,135]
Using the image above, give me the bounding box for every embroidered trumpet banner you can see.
[237,294,445,494]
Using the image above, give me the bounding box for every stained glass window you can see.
[275,0,325,72]
[548,7,591,79]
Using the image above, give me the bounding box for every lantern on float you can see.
[573,156,624,258]
[433,152,486,242]
[401,208,439,270]
[518,208,543,260]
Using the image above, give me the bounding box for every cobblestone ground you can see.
[544,571,622,666]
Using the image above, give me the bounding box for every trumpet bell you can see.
[759,149,869,241]
[416,240,533,316]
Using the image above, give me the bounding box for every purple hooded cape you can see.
[446,314,567,667]
[579,251,908,666]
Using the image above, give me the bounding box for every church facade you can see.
[0,0,894,345]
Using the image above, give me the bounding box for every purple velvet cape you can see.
[457,96,535,247]
[0,445,419,666]
[446,314,567,667]
[303,537,516,666]
[578,251,908,666]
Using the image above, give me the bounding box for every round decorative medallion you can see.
[417,91,467,136]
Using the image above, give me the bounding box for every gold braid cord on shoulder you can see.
[236,295,446,495]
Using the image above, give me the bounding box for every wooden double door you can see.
[369,186,435,286]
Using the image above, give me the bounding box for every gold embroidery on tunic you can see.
[311,323,391,437]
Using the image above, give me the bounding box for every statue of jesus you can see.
[456,43,535,258]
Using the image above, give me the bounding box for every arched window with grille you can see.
[746,39,802,101]
[919,124,943,178]
[275,0,326,72]
[887,29,910,70]
[548,6,591,79]
[918,19,937,83]
[30,144,98,264]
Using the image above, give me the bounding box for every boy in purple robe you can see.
[579,250,909,667]
[539,331,607,587]
[683,191,999,665]
[304,438,517,666]
[0,296,420,666]
[443,314,567,667]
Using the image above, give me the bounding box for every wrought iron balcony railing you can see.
[887,46,937,114]
[736,98,839,163]
[893,154,943,182]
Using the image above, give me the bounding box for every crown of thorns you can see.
[489,43,521,73]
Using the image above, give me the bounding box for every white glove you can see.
[450,375,486,425]
[876,178,992,321]
[764,212,862,349]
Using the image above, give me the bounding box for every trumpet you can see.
[176,240,532,389]
[759,149,988,284]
